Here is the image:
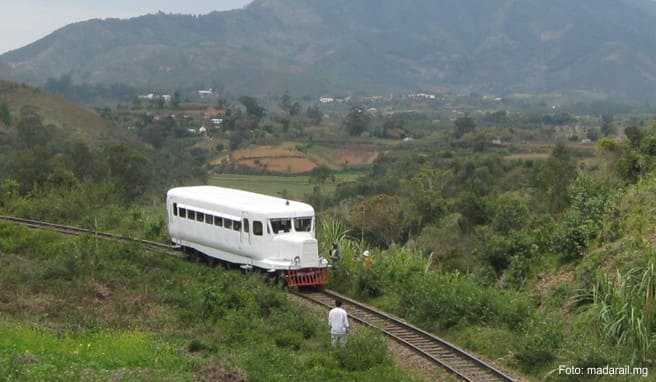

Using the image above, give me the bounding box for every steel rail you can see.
[1,215,517,381]
[0,215,180,256]
[294,289,516,382]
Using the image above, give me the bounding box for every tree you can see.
[16,106,50,149]
[306,106,322,125]
[454,115,476,139]
[533,142,578,212]
[625,125,642,148]
[280,92,292,114]
[67,142,98,180]
[172,91,181,108]
[343,106,371,136]
[586,127,600,142]
[239,96,266,121]
[0,103,11,126]
[309,165,335,186]
[103,144,152,199]
[601,114,615,137]
[290,102,302,117]
[350,194,403,246]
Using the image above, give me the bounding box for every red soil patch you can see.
[232,146,317,173]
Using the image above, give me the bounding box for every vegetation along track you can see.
[1,215,516,382]
[0,215,179,256]
[294,289,516,382]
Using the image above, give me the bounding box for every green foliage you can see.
[0,102,11,126]
[0,321,188,381]
[490,192,529,234]
[515,315,563,370]
[397,271,532,330]
[335,330,391,372]
[532,142,578,212]
[343,106,371,136]
[239,96,266,121]
[16,106,50,149]
[591,260,656,362]
[0,225,417,381]
[550,173,614,261]
[454,115,476,139]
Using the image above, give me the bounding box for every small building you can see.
[198,89,214,98]
[210,118,223,126]
[319,97,335,104]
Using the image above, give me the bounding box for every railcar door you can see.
[241,213,252,246]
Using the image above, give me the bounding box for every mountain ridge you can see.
[2,0,656,99]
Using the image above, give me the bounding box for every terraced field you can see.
[209,172,363,200]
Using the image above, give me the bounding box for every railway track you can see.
[0,215,180,256]
[294,289,516,382]
[1,215,516,381]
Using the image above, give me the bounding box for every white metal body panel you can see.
[166,186,326,271]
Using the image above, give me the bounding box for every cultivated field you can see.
[210,172,362,200]
[228,142,381,174]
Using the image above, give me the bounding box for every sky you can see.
[0,0,253,54]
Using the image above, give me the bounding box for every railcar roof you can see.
[168,186,315,215]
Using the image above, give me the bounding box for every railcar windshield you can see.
[270,218,292,234]
[294,217,313,232]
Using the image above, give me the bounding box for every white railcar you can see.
[167,186,329,286]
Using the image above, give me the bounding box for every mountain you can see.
[3,0,656,99]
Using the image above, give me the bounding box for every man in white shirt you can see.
[328,299,350,347]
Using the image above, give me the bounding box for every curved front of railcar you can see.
[265,217,329,287]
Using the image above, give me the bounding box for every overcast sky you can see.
[0,0,253,54]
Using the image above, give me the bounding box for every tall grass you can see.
[592,260,656,361]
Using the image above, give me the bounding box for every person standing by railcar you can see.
[328,299,350,347]
[330,242,341,264]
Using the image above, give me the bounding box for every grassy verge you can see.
[0,223,421,382]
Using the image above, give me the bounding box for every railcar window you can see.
[233,220,242,231]
[196,212,204,222]
[214,217,223,227]
[173,203,178,216]
[294,217,312,232]
[188,210,196,220]
[243,219,249,233]
[225,219,233,229]
[253,221,263,236]
[206,215,213,225]
[271,219,292,234]
[179,208,186,218]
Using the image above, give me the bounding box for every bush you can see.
[188,339,214,353]
[336,330,390,372]
[274,330,303,350]
[515,315,563,370]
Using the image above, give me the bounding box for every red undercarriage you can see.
[286,268,329,287]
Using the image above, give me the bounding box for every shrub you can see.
[188,339,214,353]
[515,315,563,370]
[336,330,390,372]
[274,330,303,350]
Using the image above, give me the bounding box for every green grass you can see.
[0,320,190,381]
[210,172,363,200]
[0,223,423,382]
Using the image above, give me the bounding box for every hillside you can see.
[3,0,656,99]
[0,81,124,144]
